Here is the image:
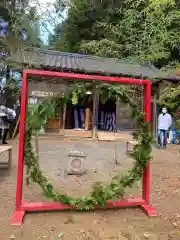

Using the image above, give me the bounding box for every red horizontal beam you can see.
[20,198,146,212]
[11,198,157,225]
[24,69,149,85]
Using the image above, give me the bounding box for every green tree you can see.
[50,0,125,52]
[2,3,42,48]
[81,0,180,65]
[0,0,42,108]
[51,0,180,70]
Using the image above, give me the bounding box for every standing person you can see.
[157,107,172,149]
[0,103,16,144]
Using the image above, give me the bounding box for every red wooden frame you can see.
[11,69,157,225]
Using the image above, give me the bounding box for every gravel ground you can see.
[0,139,180,240]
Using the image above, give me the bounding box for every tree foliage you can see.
[51,0,180,69]
[0,0,43,107]
[0,0,42,53]
[49,0,125,52]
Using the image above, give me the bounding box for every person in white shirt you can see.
[0,103,16,144]
[157,107,172,149]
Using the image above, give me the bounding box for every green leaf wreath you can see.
[24,84,153,210]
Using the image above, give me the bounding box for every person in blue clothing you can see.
[157,107,172,149]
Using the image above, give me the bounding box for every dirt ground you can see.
[0,138,180,240]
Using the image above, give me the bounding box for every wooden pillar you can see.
[85,108,90,131]
[153,83,160,137]
[92,85,98,139]
[62,101,67,135]
[58,105,63,135]
[156,82,160,115]
[152,93,157,136]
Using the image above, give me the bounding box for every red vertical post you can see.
[142,81,151,204]
[15,71,28,209]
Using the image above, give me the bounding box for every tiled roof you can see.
[7,47,162,78]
